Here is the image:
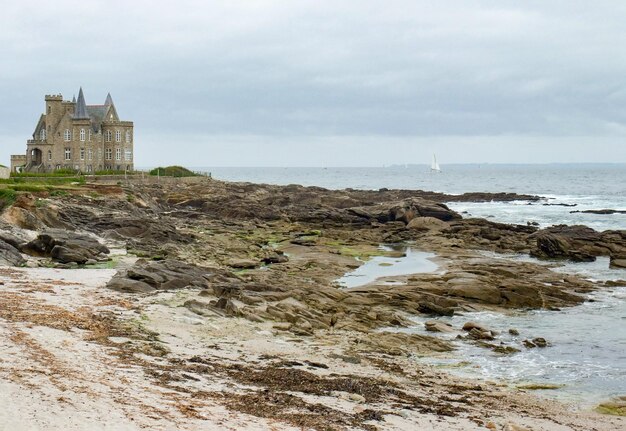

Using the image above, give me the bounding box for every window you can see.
[80,129,85,142]
[40,129,46,140]
[88,130,92,141]
[125,150,132,161]
[88,149,93,161]
[80,148,85,160]
[115,130,121,142]
[48,106,51,114]
[105,148,112,160]
[115,148,122,161]
[64,148,71,160]
[105,131,112,142]
[125,130,131,143]
[87,165,92,173]
[64,129,71,141]
[98,148,102,160]
[48,150,52,161]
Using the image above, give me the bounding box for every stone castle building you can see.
[11,88,134,173]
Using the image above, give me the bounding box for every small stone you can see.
[485,421,497,430]
[463,321,489,332]
[348,393,366,403]
[425,320,455,333]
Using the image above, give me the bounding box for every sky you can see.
[1,0,625,167]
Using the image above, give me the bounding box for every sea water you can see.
[198,164,626,403]
[201,164,626,231]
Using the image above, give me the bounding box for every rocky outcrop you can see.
[348,198,461,224]
[107,259,223,293]
[21,229,109,264]
[530,225,626,263]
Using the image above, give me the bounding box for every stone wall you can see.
[0,166,9,179]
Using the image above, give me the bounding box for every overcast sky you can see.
[1,0,625,166]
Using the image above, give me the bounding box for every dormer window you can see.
[64,129,71,141]
[80,129,85,142]
[40,129,46,140]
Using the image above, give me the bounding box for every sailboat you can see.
[430,153,441,173]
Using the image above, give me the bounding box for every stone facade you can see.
[11,88,134,173]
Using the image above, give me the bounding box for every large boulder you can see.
[529,225,614,262]
[0,240,26,266]
[348,198,461,224]
[21,229,109,264]
[406,217,449,232]
[107,259,218,293]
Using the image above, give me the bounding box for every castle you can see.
[11,88,134,173]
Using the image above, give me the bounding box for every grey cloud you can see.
[1,0,625,165]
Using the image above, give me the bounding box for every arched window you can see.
[64,129,71,141]
[40,129,46,140]
[80,129,85,141]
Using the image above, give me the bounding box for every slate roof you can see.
[86,105,108,132]
[73,87,90,120]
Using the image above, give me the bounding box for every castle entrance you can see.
[31,148,42,165]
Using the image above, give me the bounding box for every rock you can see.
[417,301,455,316]
[522,339,536,349]
[0,232,26,249]
[106,277,155,293]
[462,321,490,332]
[107,259,217,293]
[50,245,91,264]
[348,393,366,403]
[348,198,461,224]
[262,251,289,264]
[532,337,548,347]
[424,320,455,333]
[596,396,626,416]
[610,256,626,269]
[468,328,495,340]
[21,229,109,264]
[0,240,26,266]
[508,328,520,336]
[406,217,449,232]
[226,258,258,269]
[448,284,502,304]
[493,345,520,354]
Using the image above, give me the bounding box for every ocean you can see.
[200,164,626,231]
[200,164,626,405]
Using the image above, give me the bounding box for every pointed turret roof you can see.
[74,87,89,119]
[72,95,76,103]
[104,92,114,106]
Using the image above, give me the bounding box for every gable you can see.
[32,114,45,138]
[105,104,119,122]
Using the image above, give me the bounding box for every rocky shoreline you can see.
[0,178,624,430]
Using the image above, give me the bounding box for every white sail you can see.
[431,153,441,172]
